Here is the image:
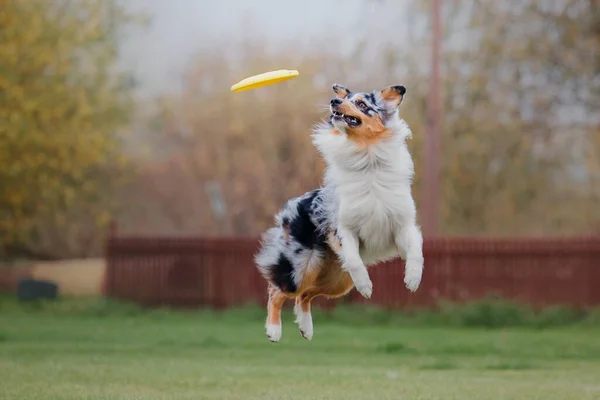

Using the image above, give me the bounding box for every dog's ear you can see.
[380,85,406,109]
[332,84,350,99]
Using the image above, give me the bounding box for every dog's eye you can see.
[357,101,368,110]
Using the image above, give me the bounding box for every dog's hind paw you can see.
[265,324,282,342]
[294,304,314,341]
[404,258,423,292]
[297,316,313,341]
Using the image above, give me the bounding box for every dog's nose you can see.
[330,98,343,107]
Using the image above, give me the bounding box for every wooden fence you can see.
[104,235,600,309]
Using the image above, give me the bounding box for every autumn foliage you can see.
[1,0,599,259]
[0,1,139,258]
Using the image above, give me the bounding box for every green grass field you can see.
[1,297,600,400]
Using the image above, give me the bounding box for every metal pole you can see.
[423,0,442,237]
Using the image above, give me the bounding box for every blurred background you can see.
[1,2,600,399]
[2,0,599,263]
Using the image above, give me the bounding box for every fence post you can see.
[102,220,118,297]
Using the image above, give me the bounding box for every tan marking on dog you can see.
[295,294,313,313]
[282,224,291,243]
[268,249,355,304]
[300,298,311,313]
[266,285,286,326]
[336,101,392,148]
[313,253,355,299]
[380,86,404,107]
[327,230,342,253]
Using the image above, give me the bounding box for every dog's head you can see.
[328,84,406,146]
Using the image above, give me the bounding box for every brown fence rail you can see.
[105,236,600,309]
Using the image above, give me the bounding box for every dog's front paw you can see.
[352,272,373,299]
[404,258,423,292]
[356,278,373,299]
[343,263,373,299]
[265,324,282,343]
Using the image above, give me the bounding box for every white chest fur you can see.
[313,119,417,266]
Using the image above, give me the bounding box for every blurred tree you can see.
[118,0,599,237]
[402,0,600,234]
[0,1,142,259]
[442,0,600,234]
[117,43,332,236]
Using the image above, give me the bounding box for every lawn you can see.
[1,297,600,400]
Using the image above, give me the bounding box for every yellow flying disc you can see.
[230,69,299,92]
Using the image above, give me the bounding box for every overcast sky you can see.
[118,0,410,97]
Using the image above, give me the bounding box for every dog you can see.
[254,83,424,342]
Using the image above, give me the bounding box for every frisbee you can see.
[230,69,299,92]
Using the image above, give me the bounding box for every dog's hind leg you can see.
[265,285,286,342]
[395,223,424,292]
[294,292,315,341]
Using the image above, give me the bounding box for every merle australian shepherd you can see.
[255,83,424,342]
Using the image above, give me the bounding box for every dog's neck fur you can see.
[311,111,417,263]
[313,114,412,172]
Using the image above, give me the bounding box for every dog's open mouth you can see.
[332,111,361,127]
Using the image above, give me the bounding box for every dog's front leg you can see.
[336,225,373,299]
[395,223,424,292]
